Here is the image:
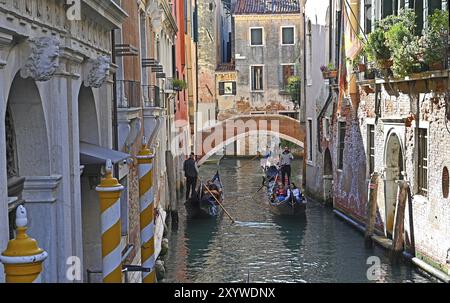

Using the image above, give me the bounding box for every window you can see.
[308,119,313,162]
[382,0,393,18]
[323,117,331,140]
[338,121,346,170]
[251,66,264,91]
[414,0,424,35]
[281,26,295,45]
[306,20,312,86]
[280,64,295,90]
[364,0,372,34]
[428,0,442,15]
[418,128,428,196]
[219,82,236,95]
[443,167,449,199]
[367,124,375,175]
[250,28,263,46]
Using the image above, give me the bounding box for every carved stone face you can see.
[86,56,110,88]
[22,37,60,82]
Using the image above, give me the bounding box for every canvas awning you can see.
[80,141,131,166]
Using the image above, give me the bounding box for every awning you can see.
[80,141,131,166]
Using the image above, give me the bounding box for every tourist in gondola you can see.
[289,183,302,204]
[274,182,287,202]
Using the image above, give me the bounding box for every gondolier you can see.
[184,152,199,200]
[280,147,294,186]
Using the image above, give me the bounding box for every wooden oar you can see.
[237,154,260,169]
[199,177,235,224]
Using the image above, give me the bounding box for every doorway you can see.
[384,133,404,238]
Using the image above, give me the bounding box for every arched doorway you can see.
[6,74,50,177]
[78,85,102,282]
[384,133,404,238]
[323,148,333,206]
[78,86,100,145]
[5,73,50,240]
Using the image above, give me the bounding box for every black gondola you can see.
[264,165,306,216]
[185,171,224,219]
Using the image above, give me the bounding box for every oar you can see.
[251,185,265,200]
[199,177,235,224]
[237,154,260,169]
[251,177,267,200]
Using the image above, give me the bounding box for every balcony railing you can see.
[165,78,174,93]
[116,80,141,108]
[142,85,162,108]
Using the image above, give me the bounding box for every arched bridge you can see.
[195,114,305,165]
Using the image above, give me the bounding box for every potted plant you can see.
[172,79,187,91]
[365,28,392,70]
[421,9,449,71]
[287,76,301,107]
[320,63,338,79]
[384,9,422,78]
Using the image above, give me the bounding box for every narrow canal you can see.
[165,158,432,283]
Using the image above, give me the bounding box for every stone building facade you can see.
[0,0,127,282]
[0,0,188,283]
[311,0,450,280]
[221,0,302,155]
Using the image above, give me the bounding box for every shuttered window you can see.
[219,82,236,95]
[279,65,295,91]
[251,66,264,91]
[418,128,428,196]
[368,124,375,175]
[338,122,346,170]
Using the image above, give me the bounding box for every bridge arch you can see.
[196,114,305,165]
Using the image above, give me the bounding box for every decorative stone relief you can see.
[5,108,18,178]
[21,37,60,81]
[85,55,111,88]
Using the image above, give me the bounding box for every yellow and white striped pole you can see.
[137,138,156,283]
[0,205,48,283]
[96,159,124,283]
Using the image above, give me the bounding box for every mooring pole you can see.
[392,180,408,256]
[365,172,379,247]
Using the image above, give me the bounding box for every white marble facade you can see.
[0,0,127,282]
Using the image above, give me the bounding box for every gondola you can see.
[185,171,224,219]
[264,165,306,216]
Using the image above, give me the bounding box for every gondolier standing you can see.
[280,147,294,186]
[184,152,199,200]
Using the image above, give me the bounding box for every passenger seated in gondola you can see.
[289,183,302,203]
[205,181,220,200]
[274,182,287,202]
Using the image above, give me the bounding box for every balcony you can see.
[142,85,162,108]
[116,80,141,108]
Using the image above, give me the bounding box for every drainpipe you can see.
[194,0,199,155]
[112,29,119,179]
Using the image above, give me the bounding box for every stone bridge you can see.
[195,114,305,165]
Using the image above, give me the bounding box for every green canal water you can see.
[165,158,432,283]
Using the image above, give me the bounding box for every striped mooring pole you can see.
[96,159,124,283]
[137,138,156,283]
[0,205,48,283]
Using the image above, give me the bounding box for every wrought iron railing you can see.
[142,85,162,108]
[116,80,141,108]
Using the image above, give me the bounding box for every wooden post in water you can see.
[365,172,379,247]
[392,180,408,256]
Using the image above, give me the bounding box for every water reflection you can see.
[165,159,432,283]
